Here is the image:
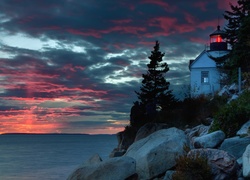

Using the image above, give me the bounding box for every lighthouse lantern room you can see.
[209,25,228,51]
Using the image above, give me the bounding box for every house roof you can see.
[189,50,229,70]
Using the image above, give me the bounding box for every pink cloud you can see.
[101,26,146,35]
[146,17,177,37]
[61,64,86,72]
[146,16,197,37]
[141,0,177,12]
[67,28,102,38]
[111,19,132,24]
[19,15,36,24]
[189,37,208,44]
[194,2,208,11]
[108,42,136,50]
[67,25,146,38]
[184,12,197,25]
[218,0,238,10]
[197,19,223,30]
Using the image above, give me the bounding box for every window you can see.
[210,35,223,43]
[201,71,209,83]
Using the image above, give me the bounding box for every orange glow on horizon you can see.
[0,124,125,135]
[0,107,128,134]
[0,106,65,134]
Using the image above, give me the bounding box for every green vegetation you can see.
[209,90,250,137]
[172,153,213,180]
[223,0,250,82]
[154,94,227,129]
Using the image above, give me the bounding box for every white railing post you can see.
[238,67,241,92]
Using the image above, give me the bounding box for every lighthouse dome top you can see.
[209,25,226,38]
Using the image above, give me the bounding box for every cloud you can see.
[0,0,238,134]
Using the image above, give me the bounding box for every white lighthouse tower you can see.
[189,26,230,97]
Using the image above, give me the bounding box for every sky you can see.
[0,0,237,134]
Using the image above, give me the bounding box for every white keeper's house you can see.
[189,26,230,97]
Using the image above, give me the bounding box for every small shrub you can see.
[176,95,214,127]
[207,95,228,115]
[157,94,226,129]
[209,90,250,137]
[172,153,213,180]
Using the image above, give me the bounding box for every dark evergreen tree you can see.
[223,0,250,81]
[231,12,250,70]
[135,41,175,123]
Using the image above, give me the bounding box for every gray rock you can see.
[219,136,250,159]
[109,148,126,158]
[243,144,250,178]
[67,156,136,180]
[186,124,210,148]
[134,122,168,142]
[229,83,238,93]
[194,130,225,148]
[188,148,238,180]
[228,94,239,103]
[188,124,209,137]
[163,170,175,180]
[85,153,102,164]
[218,85,230,96]
[125,127,188,180]
[237,120,250,137]
[237,157,243,166]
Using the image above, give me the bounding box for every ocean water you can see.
[0,134,118,180]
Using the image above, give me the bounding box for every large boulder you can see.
[134,122,168,142]
[125,127,188,179]
[243,144,250,178]
[67,155,136,180]
[163,170,175,180]
[185,124,210,148]
[236,120,250,137]
[188,149,238,180]
[186,124,209,137]
[193,130,225,148]
[219,136,250,159]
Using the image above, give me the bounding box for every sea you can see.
[0,134,118,180]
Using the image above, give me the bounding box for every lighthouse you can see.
[189,26,230,97]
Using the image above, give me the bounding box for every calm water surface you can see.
[0,134,117,180]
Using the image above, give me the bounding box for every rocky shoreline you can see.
[67,85,250,179]
[67,120,250,180]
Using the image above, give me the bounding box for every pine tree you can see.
[231,12,250,69]
[223,0,250,81]
[135,41,175,122]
